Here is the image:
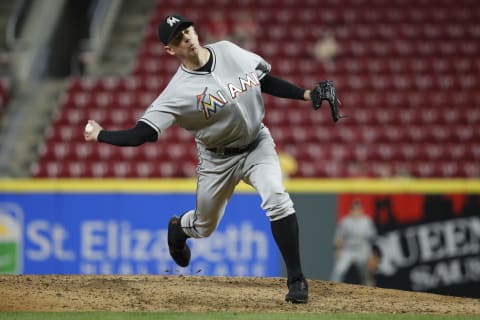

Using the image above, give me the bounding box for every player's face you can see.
[165,26,200,57]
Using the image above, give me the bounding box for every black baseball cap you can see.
[158,14,194,45]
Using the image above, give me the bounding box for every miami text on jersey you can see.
[228,72,260,99]
[196,72,260,120]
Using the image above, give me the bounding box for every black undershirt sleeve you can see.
[260,74,306,100]
[97,121,158,146]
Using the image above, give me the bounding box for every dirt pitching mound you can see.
[0,275,478,315]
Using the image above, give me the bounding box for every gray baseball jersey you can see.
[140,41,270,149]
[331,215,377,283]
[139,41,295,238]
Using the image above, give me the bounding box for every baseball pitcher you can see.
[84,14,342,303]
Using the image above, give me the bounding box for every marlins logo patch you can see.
[197,87,228,120]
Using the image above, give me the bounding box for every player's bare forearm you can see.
[303,90,311,101]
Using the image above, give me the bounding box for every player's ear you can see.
[164,46,175,56]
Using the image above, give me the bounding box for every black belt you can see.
[207,137,260,156]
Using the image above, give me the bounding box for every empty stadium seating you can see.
[31,0,480,178]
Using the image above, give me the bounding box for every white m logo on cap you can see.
[166,16,180,27]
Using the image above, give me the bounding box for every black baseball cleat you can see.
[168,216,191,267]
[285,277,308,304]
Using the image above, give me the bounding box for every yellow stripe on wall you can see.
[1,178,480,194]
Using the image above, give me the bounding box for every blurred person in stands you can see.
[73,39,94,75]
[277,146,298,179]
[313,30,339,63]
[331,199,377,286]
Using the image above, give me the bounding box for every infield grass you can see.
[0,313,478,320]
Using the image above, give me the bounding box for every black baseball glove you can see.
[310,80,344,122]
